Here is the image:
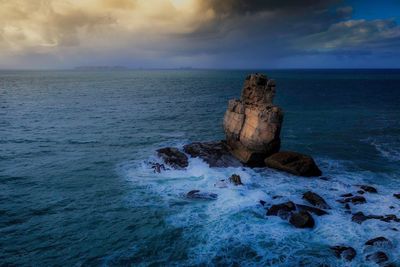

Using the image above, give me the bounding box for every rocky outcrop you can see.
[156,147,188,169]
[223,73,283,166]
[289,211,315,228]
[183,141,242,167]
[265,151,322,177]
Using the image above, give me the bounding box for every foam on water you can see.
[118,147,400,266]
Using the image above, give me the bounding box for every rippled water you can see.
[1,70,400,266]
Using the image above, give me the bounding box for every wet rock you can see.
[360,185,378,193]
[183,141,242,167]
[289,211,315,228]
[352,212,372,224]
[266,201,296,216]
[339,195,366,205]
[150,162,166,173]
[344,204,351,210]
[272,195,283,199]
[330,246,356,261]
[296,204,328,216]
[223,73,283,166]
[229,174,243,185]
[157,147,188,169]
[259,200,266,206]
[380,214,400,223]
[265,151,322,177]
[366,251,389,264]
[357,190,365,195]
[186,190,218,200]
[365,237,392,247]
[340,193,353,198]
[389,206,395,209]
[302,191,330,209]
[393,193,400,199]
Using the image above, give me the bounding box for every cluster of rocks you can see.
[155,73,321,177]
[150,73,399,264]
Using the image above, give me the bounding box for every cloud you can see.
[0,0,399,68]
[297,19,400,52]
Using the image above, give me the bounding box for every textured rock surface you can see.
[302,191,330,209]
[265,151,322,177]
[223,73,283,166]
[156,147,188,169]
[183,141,242,167]
[289,211,315,228]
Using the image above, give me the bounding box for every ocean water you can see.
[1,69,400,266]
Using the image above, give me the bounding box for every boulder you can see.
[186,190,218,200]
[302,191,330,209]
[360,185,377,193]
[183,141,242,167]
[265,151,322,177]
[366,251,389,264]
[266,201,296,216]
[330,246,356,261]
[229,174,243,185]
[289,211,315,228]
[157,147,188,169]
[223,73,283,166]
[394,193,400,199]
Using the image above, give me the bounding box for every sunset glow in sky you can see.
[1,0,400,69]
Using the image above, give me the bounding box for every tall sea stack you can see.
[223,73,283,166]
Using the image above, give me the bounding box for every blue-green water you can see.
[1,70,400,266]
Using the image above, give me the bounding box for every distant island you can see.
[74,66,129,71]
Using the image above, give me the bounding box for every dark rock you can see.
[381,214,400,223]
[389,206,395,209]
[259,200,266,206]
[229,174,243,185]
[340,193,353,198]
[223,73,283,166]
[183,141,242,167]
[296,204,328,216]
[157,147,188,169]
[302,191,330,209]
[366,251,389,264]
[342,196,366,204]
[319,176,330,181]
[357,190,365,195]
[266,201,296,216]
[344,203,351,210]
[352,212,389,224]
[393,193,400,199]
[272,195,283,199]
[360,185,378,193]
[365,237,392,247]
[265,151,322,177]
[289,211,315,228]
[186,190,218,200]
[330,246,356,261]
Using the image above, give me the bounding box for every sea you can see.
[1,69,400,266]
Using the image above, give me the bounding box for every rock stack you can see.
[223,73,283,166]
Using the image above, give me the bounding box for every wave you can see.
[115,150,400,266]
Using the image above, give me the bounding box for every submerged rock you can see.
[223,73,283,166]
[302,191,330,209]
[360,185,378,193]
[229,174,243,185]
[365,237,392,247]
[338,195,366,205]
[366,251,389,264]
[351,212,399,224]
[186,190,218,200]
[330,246,356,261]
[150,162,166,173]
[183,141,242,167]
[289,211,315,228]
[156,147,188,169]
[265,151,322,177]
[393,193,400,199]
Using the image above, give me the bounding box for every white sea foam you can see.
[364,136,400,162]
[119,151,400,266]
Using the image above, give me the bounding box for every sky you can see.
[0,0,400,69]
